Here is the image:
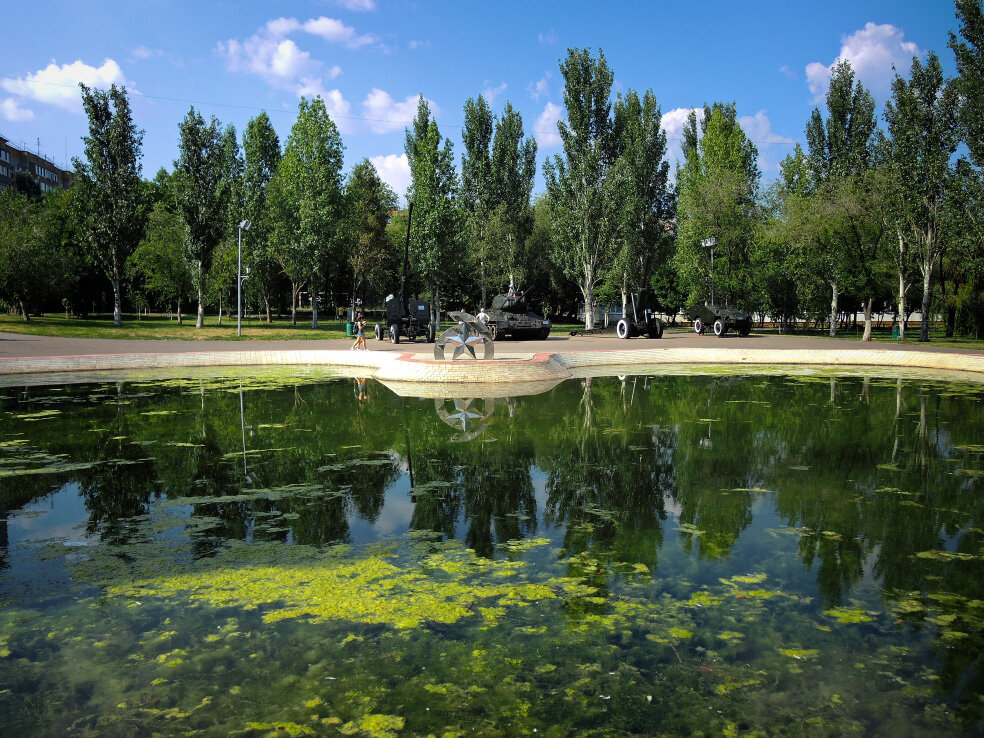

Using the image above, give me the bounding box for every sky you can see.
[0,1,963,202]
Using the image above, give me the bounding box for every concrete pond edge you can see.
[2,346,984,387]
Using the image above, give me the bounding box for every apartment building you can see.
[0,134,73,193]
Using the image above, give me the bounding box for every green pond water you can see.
[1,368,983,737]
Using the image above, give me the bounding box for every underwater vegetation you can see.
[0,369,983,735]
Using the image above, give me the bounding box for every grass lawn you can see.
[0,313,357,340]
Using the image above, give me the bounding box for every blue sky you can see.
[0,1,961,201]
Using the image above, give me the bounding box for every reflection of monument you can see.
[434,397,496,442]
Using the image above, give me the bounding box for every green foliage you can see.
[405,96,459,314]
[544,48,621,329]
[343,159,398,300]
[673,102,760,311]
[72,83,147,326]
[173,107,227,327]
[127,201,193,319]
[242,112,282,321]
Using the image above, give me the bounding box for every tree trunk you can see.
[583,264,595,330]
[621,271,629,323]
[112,277,122,327]
[196,286,205,329]
[177,299,182,326]
[264,294,271,324]
[861,297,873,342]
[919,260,932,342]
[19,299,30,323]
[828,281,839,338]
[311,285,319,329]
[898,269,908,341]
[217,293,223,326]
[291,282,299,326]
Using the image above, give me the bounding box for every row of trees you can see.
[1,0,982,339]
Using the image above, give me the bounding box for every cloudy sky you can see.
[0,1,960,201]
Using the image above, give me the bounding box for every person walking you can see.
[352,313,369,350]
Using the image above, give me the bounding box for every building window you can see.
[0,149,9,163]
[0,164,8,177]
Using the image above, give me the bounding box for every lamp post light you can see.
[700,237,717,306]
[237,219,251,337]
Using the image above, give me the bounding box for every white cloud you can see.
[370,153,411,202]
[779,64,797,79]
[302,17,377,48]
[1,59,128,113]
[1,97,34,121]
[218,34,320,84]
[361,89,433,133]
[408,40,431,50]
[538,29,558,45]
[131,46,158,61]
[738,110,795,173]
[534,102,563,148]
[334,0,376,10]
[482,82,507,105]
[805,22,923,103]
[527,71,551,100]
[660,107,703,170]
[295,78,355,133]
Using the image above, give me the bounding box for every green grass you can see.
[0,313,355,340]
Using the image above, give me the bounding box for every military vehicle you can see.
[689,303,752,337]
[615,289,664,339]
[374,295,435,343]
[481,292,551,340]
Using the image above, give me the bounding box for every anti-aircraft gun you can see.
[372,202,437,344]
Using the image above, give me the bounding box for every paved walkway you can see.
[2,328,981,359]
[1,329,982,386]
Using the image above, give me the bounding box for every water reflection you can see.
[2,370,984,730]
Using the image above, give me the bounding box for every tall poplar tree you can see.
[344,159,398,302]
[173,107,226,328]
[460,95,494,304]
[673,102,759,311]
[73,83,146,326]
[405,96,458,323]
[611,89,671,317]
[490,102,537,293]
[242,112,281,323]
[884,52,960,342]
[270,96,344,328]
[543,48,620,330]
[804,60,881,338]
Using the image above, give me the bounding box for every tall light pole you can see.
[701,237,717,306]
[237,220,251,337]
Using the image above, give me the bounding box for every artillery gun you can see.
[615,289,665,340]
[689,303,752,337]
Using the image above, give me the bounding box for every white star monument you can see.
[434,312,494,361]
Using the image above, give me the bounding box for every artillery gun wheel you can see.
[488,323,498,341]
[389,324,400,344]
[693,318,704,335]
[648,321,663,339]
[616,318,633,339]
[374,323,383,341]
[713,319,726,337]
[426,323,436,343]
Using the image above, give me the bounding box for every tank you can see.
[482,293,551,340]
[689,303,752,337]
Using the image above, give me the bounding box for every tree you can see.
[611,89,672,317]
[211,124,245,325]
[804,60,882,339]
[127,201,193,322]
[0,190,43,320]
[951,0,984,170]
[344,159,398,305]
[673,103,760,312]
[173,107,226,328]
[460,95,495,304]
[269,97,344,327]
[543,48,621,330]
[73,83,146,326]
[405,96,459,323]
[489,102,537,293]
[242,112,281,323]
[884,52,960,342]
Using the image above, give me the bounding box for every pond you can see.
[0,367,983,737]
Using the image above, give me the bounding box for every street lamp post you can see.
[237,220,251,337]
[700,237,717,306]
